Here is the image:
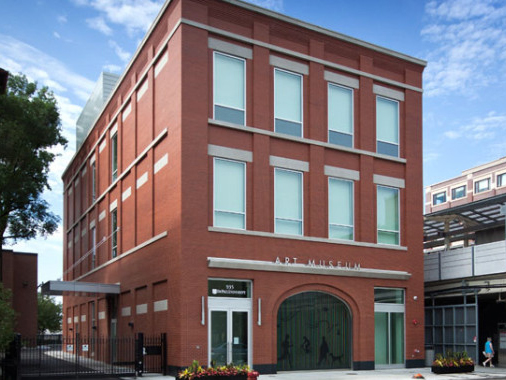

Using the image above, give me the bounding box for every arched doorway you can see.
[277,291,351,371]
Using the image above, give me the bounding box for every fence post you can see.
[135,332,144,377]
[161,333,167,375]
[75,333,80,379]
[3,333,21,380]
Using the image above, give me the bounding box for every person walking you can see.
[483,337,495,367]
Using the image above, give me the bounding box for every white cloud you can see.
[103,63,123,73]
[86,16,113,36]
[0,34,95,102]
[109,40,131,63]
[422,0,506,97]
[76,0,164,37]
[444,130,461,139]
[53,31,61,39]
[438,112,506,142]
[58,15,68,24]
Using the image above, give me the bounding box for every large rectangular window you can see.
[377,186,400,245]
[474,178,490,193]
[91,227,96,269]
[376,97,399,157]
[451,185,466,200]
[275,168,302,235]
[111,133,118,182]
[214,52,245,125]
[274,69,302,137]
[498,173,506,187]
[432,191,446,205]
[328,178,353,240]
[213,158,246,229]
[328,84,353,147]
[91,162,96,202]
[111,209,117,258]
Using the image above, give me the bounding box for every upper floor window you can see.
[91,226,96,269]
[377,186,399,245]
[328,178,354,240]
[111,133,118,182]
[213,52,245,125]
[91,162,96,202]
[451,185,466,200]
[474,178,490,193]
[497,173,506,187]
[328,83,353,147]
[213,158,246,229]
[432,191,446,205]
[111,209,118,258]
[376,97,399,157]
[274,69,302,137]
[275,168,302,235]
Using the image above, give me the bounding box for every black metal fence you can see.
[0,333,167,379]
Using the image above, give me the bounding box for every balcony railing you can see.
[424,240,506,282]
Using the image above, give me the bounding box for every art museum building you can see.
[57,0,426,374]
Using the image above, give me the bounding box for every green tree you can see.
[37,293,62,334]
[0,73,67,247]
[0,283,16,350]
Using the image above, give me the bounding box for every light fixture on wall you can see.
[128,322,134,328]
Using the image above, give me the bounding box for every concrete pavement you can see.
[137,366,506,380]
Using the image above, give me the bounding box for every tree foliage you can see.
[37,293,62,334]
[0,73,67,247]
[0,283,16,350]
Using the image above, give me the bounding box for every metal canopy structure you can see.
[424,193,506,249]
[41,280,120,296]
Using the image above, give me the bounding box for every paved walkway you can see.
[138,366,506,380]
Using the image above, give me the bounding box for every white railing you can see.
[424,240,506,282]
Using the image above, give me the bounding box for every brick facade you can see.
[62,0,425,374]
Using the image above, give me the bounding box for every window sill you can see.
[208,226,407,251]
[209,118,407,164]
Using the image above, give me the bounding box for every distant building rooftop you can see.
[76,72,120,149]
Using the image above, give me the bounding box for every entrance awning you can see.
[41,280,120,296]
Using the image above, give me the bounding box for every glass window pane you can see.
[211,311,228,367]
[275,219,302,235]
[275,118,302,137]
[390,312,404,364]
[376,97,398,144]
[214,159,245,229]
[214,53,245,111]
[328,84,353,135]
[275,169,302,220]
[374,288,404,304]
[377,186,399,244]
[329,130,352,147]
[275,70,301,123]
[215,105,245,125]
[374,312,389,365]
[329,178,353,240]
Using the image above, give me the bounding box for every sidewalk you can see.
[138,366,506,380]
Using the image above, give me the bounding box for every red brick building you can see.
[1,249,38,337]
[61,0,426,374]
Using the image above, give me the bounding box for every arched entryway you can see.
[277,291,351,371]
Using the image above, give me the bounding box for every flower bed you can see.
[177,361,259,380]
[431,351,474,374]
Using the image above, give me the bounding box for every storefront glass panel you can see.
[277,292,351,371]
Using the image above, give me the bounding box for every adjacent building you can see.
[60,0,426,374]
[1,249,38,337]
[424,156,506,365]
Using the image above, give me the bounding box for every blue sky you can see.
[1,0,506,285]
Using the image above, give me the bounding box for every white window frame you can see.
[432,191,447,206]
[213,157,246,230]
[474,177,491,194]
[111,209,118,258]
[274,168,303,235]
[111,132,118,182]
[450,184,466,200]
[377,185,400,246]
[327,82,354,148]
[274,68,303,138]
[91,162,96,202]
[328,177,354,241]
[213,51,246,125]
[376,96,400,158]
[497,173,506,188]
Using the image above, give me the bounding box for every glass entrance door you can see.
[374,288,405,368]
[210,310,249,366]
